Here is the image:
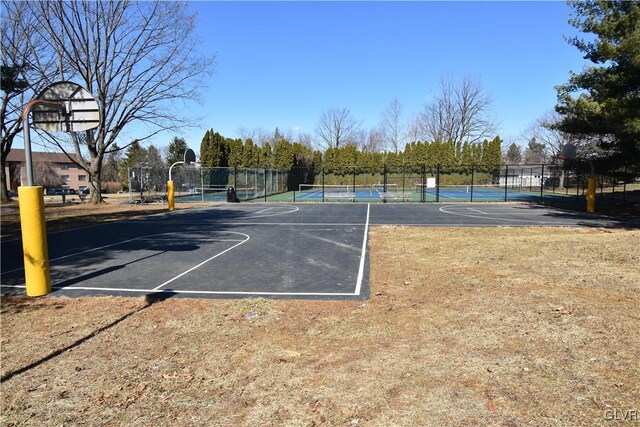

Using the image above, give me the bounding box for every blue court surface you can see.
[1,203,636,300]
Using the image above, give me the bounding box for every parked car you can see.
[47,187,65,195]
[78,188,90,195]
[7,190,18,197]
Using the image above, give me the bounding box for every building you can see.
[498,165,551,189]
[4,148,89,193]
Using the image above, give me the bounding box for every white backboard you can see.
[31,81,100,133]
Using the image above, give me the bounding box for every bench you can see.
[380,192,413,202]
[133,195,168,205]
[324,192,356,202]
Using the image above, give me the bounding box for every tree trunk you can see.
[88,159,103,204]
[0,152,12,203]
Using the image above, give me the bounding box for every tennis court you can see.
[0,203,634,300]
[259,183,583,203]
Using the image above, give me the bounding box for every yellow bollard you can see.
[586,177,596,213]
[18,186,51,296]
[167,180,175,211]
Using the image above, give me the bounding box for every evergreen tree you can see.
[166,136,188,166]
[260,142,273,168]
[199,130,213,167]
[312,150,323,175]
[227,138,244,168]
[523,138,546,164]
[504,142,523,164]
[556,1,640,165]
[102,143,122,183]
[243,139,257,168]
[273,139,295,170]
[484,136,503,171]
[119,140,145,188]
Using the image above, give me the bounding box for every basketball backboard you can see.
[184,148,196,165]
[31,81,100,132]
[560,143,577,160]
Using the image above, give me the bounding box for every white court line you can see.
[354,203,370,296]
[438,205,579,224]
[466,207,487,214]
[297,190,322,200]
[255,206,275,214]
[2,234,246,279]
[152,232,250,291]
[0,284,357,297]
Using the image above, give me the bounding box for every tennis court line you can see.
[152,232,251,291]
[354,203,370,296]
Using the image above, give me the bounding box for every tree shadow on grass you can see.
[0,290,176,383]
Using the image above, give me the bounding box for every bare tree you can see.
[404,113,423,144]
[315,107,361,149]
[12,1,214,203]
[421,74,497,144]
[525,111,588,160]
[379,97,404,153]
[296,132,314,148]
[235,126,271,147]
[1,1,57,202]
[353,127,384,153]
[523,111,594,189]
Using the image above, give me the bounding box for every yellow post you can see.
[167,180,175,211]
[18,186,51,296]
[586,177,596,213]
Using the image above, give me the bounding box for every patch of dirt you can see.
[1,227,638,425]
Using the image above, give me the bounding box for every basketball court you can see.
[1,203,635,300]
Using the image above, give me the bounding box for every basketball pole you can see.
[586,161,596,213]
[168,161,184,211]
[19,101,65,296]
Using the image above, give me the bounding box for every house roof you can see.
[6,148,80,164]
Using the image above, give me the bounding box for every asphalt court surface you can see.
[1,203,637,299]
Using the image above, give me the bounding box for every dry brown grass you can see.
[1,227,639,426]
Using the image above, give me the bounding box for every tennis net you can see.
[415,184,526,193]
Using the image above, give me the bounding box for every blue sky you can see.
[164,1,585,151]
[158,2,585,151]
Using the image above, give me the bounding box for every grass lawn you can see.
[1,222,638,425]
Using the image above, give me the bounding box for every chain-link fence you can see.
[126,166,288,203]
[261,163,639,204]
[123,163,639,205]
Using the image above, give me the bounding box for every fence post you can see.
[402,164,406,198]
[529,167,533,192]
[353,167,356,201]
[322,169,325,203]
[128,166,132,203]
[436,164,440,203]
[622,166,627,201]
[611,171,616,200]
[471,165,475,203]
[383,164,387,193]
[504,165,509,202]
[540,164,544,203]
[421,164,425,203]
